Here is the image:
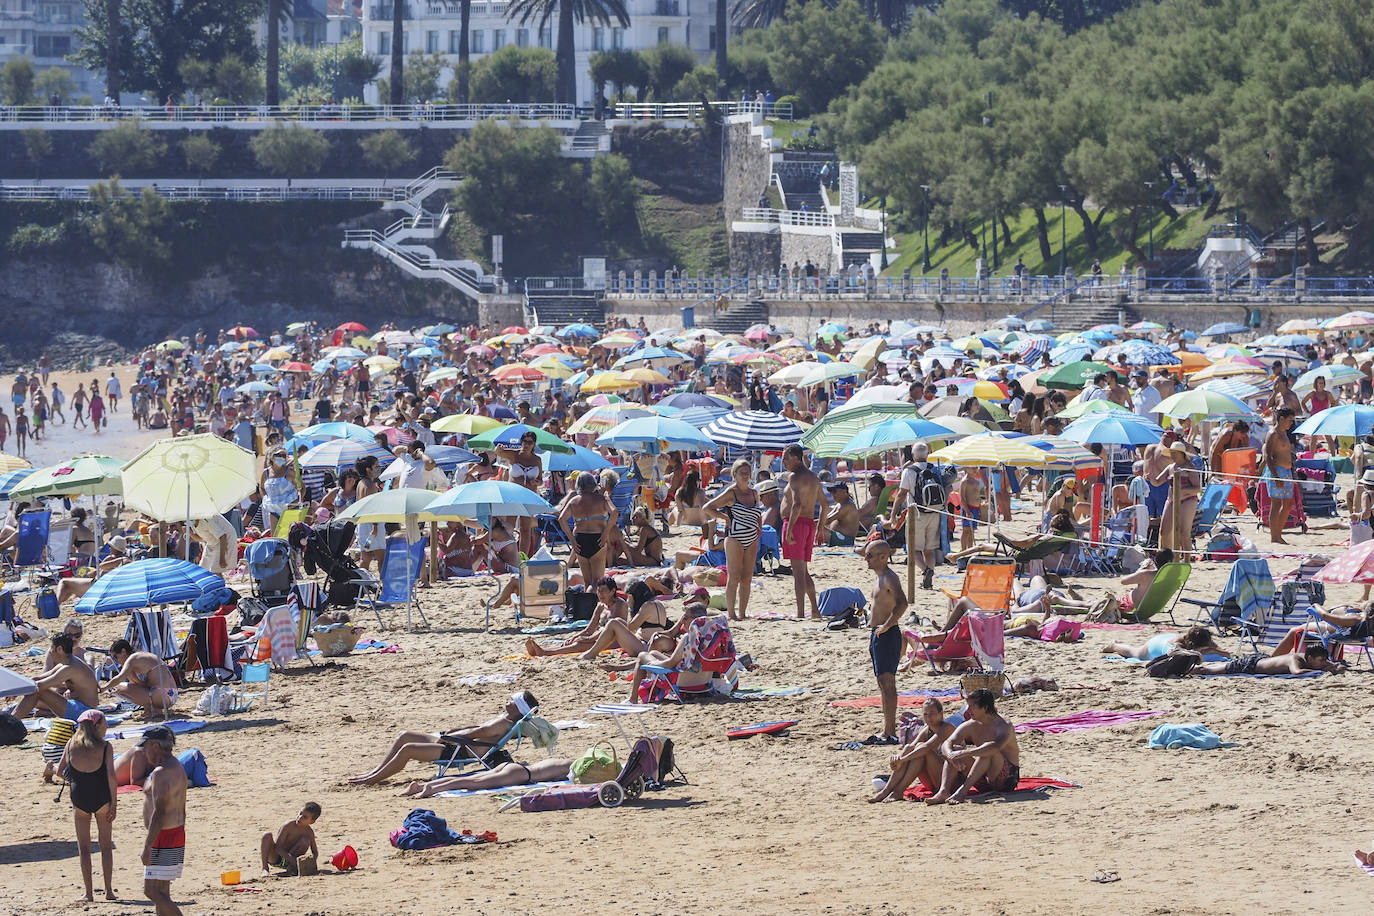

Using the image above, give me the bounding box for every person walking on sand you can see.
[105,372,121,412]
[50,382,65,424]
[13,406,28,457]
[780,444,821,619]
[57,709,118,902]
[88,391,105,434]
[72,383,87,428]
[0,408,9,453]
[864,539,907,746]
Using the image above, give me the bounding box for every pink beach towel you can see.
[1014,709,1167,735]
[903,777,1080,801]
[1355,855,1374,877]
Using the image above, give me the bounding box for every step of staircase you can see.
[571,121,607,151]
[1041,300,1139,332]
[786,191,824,212]
[704,300,768,335]
[840,231,884,250]
[526,294,605,328]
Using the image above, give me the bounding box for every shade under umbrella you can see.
[704,411,805,450]
[75,558,224,614]
[121,434,258,523]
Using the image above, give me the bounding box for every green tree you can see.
[725,35,772,96]
[250,124,332,180]
[466,45,558,103]
[89,121,167,175]
[588,152,639,233]
[85,178,173,269]
[377,51,445,103]
[265,0,282,105]
[180,133,221,182]
[179,54,262,103]
[443,121,574,231]
[674,65,718,103]
[642,44,696,101]
[764,0,883,114]
[359,129,418,179]
[21,129,53,180]
[589,48,647,107]
[506,0,630,106]
[0,56,36,105]
[72,0,260,101]
[35,67,78,104]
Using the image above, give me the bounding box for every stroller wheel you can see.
[597,781,624,807]
[624,775,644,801]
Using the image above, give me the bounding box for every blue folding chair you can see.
[435,709,539,777]
[1179,557,1274,651]
[818,586,867,627]
[1191,482,1233,539]
[358,536,430,631]
[15,510,50,567]
[536,513,570,553]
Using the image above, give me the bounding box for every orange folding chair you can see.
[941,556,1016,614]
[1221,448,1257,514]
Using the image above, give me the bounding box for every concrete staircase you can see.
[525,293,605,328]
[705,299,769,335]
[570,121,609,152]
[1045,298,1139,332]
[839,231,884,268]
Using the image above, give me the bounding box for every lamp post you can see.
[920,184,931,273]
[1058,184,1068,277]
[991,205,999,271]
[1143,181,1155,262]
[879,195,888,270]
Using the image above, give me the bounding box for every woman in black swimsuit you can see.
[559,472,614,587]
[57,709,117,902]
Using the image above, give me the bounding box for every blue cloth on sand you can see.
[1148,723,1236,750]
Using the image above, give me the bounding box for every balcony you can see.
[368,4,413,19]
[654,0,681,13]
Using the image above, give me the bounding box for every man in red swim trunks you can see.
[926,688,1021,805]
[140,725,187,915]
[780,444,820,619]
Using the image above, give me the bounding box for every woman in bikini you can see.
[559,472,614,587]
[496,430,544,556]
[705,459,761,620]
[58,709,118,902]
[400,757,575,799]
[1301,375,1340,453]
[672,468,710,543]
[1159,442,1201,557]
[320,468,360,515]
[70,508,98,569]
[614,507,664,567]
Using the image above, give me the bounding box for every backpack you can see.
[36,588,59,619]
[652,735,686,784]
[564,586,598,621]
[914,465,947,513]
[0,711,26,745]
[1145,650,1201,678]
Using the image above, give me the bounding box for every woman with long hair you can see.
[705,459,761,620]
[58,709,117,902]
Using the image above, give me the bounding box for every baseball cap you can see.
[136,724,176,749]
[685,586,710,604]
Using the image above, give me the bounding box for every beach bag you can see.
[1038,618,1082,643]
[0,711,26,745]
[652,736,684,784]
[564,586,598,622]
[518,784,603,811]
[195,684,236,716]
[1145,650,1200,679]
[36,588,59,619]
[570,742,620,784]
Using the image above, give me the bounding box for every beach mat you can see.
[436,780,571,799]
[732,685,816,700]
[1014,710,1167,734]
[903,777,1079,801]
[108,719,208,741]
[1196,670,1323,679]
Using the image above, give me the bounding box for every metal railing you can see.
[739,207,834,227]
[344,228,495,296]
[0,184,421,202]
[0,102,577,125]
[522,276,607,294]
[611,100,792,120]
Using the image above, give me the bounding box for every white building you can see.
[359,0,717,106]
[0,0,102,100]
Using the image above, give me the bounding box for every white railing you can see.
[0,184,413,202]
[612,100,793,120]
[739,207,834,227]
[0,102,577,125]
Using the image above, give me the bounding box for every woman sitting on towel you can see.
[399,757,575,799]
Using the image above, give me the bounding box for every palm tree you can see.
[455,0,472,103]
[507,0,630,106]
[265,0,281,105]
[390,0,405,105]
[730,0,794,29]
[715,0,727,100]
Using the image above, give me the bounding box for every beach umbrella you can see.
[992,315,1027,329]
[122,434,257,531]
[919,396,1008,423]
[1060,413,1165,446]
[1081,328,1119,342]
[704,411,805,450]
[423,367,461,385]
[430,414,505,437]
[526,356,575,379]
[1326,312,1374,330]
[363,355,400,372]
[1295,404,1374,438]
[1093,341,1179,366]
[75,558,224,614]
[155,339,185,352]
[1049,342,1095,365]
[615,347,688,370]
[620,367,672,385]
[581,371,638,392]
[924,416,993,438]
[768,361,827,386]
[0,454,29,473]
[951,336,994,354]
[336,321,369,333]
[796,362,864,387]
[1014,335,1056,361]
[0,665,36,699]
[324,346,370,361]
[281,361,313,373]
[600,416,717,454]
[1188,360,1267,382]
[1027,319,1055,332]
[556,323,598,339]
[464,344,496,358]
[1128,320,1166,333]
[423,323,457,336]
[676,404,732,427]
[1205,344,1253,359]
[262,346,294,360]
[0,467,38,498]
[338,488,439,524]
[465,423,572,454]
[1197,378,1270,402]
[929,432,1051,467]
[374,330,422,347]
[236,381,275,395]
[566,404,656,436]
[229,325,258,338]
[658,393,732,410]
[1154,389,1257,420]
[1041,360,1116,390]
[851,337,887,369]
[1314,541,1374,584]
[1054,398,1129,420]
[10,455,124,499]
[1201,321,1249,337]
[841,418,957,457]
[293,421,374,444]
[490,363,547,385]
[1295,365,1362,393]
[404,346,442,360]
[283,321,310,336]
[1270,334,1316,349]
[802,402,920,456]
[299,439,395,471]
[543,445,613,474]
[369,426,416,448]
[1277,318,1322,333]
[842,385,910,409]
[996,433,1101,469]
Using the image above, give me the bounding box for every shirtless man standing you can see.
[105,640,180,717]
[926,687,1021,804]
[1140,440,1173,526]
[1264,408,1296,544]
[140,725,187,916]
[865,540,908,746]
[780,444,821,619]
[8,633,99,720]
[1106,371,1134,410]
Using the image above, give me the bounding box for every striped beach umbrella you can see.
[929,432,1051,467]
[75,558,224,614]
[704,411,805,450]
[299,439,394,471]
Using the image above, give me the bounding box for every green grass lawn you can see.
[882,205,1217,278]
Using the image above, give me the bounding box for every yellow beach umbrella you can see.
[0,454,31,473]
[363,355,400,372]
[121,434,258,523]
[621,368,671,385]
[262,347,292,361]
[528,356,574,379]
[581,371,638,392]
[929,432,1050,467]
[851,337,888,369]
[430,414,505,436]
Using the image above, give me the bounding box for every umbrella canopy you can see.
[1196,377,1271,402]
[992,315,1027,329]
[581,371,638,392]
[236,381,276,395]
[1295,365,1362,393]
[363,355,400,372]
[802,403,921,457]
[10,455,124,498]
[1060,413,1165,446]
[929,432,1051,467]
[600,416,718,454]
[1154,389,1257,420]
[1054,398,1129,420]
[292,421,375,444]
[1027,319,1055,332]
[0,665,36,699]
[155,339,185,352]
[676,404,732,427]
[919,396,1009,423]
[1315,542,1374,583]
[556,323,599,338]
[768,361,827,386]
[75,558,224,614]
[422,480,552,525]
[1188,360,1267,382]
[491,363,548,384]
[841,418,957,457]
[999,433,1101,469]
[299,439,395,471]
[0,454,30,473]
[1327,312,1374,330]
[566,404,656,436]
[465,423,572,454]
[339,488,439,523]
[1094,340,1180,366]
[842,385,911,409]
[616,347,688,369]
[423,367,462,385]
[1041,360,1116,390]
[1295,404,1374,438]
[1201,321,1250,337]
[544,445,614,473]
[658,393,733,410]
[285,321,311,335]
[621,367,672,385]
[337,321,369,333]
[851,337,887,369]
[122,434,258,522]
[705,411,805,450]
[429,414,507,436]
[796,361,864,387]
[0,467,38,498]
[1277,318,1323,333]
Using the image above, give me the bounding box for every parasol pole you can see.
[186,479,192,562]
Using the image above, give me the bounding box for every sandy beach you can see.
[3,369,1374,916]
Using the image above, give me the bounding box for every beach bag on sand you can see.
[564,586,598,622]
[0,712,26,745]
[1145,650,1201,679]
[519,785,603,811]
[650,736,685,784]
[570,742,620,784]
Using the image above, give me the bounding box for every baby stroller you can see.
[240,537,298,627]
[290,520,363,608]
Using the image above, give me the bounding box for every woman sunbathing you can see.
[399,758,574,799]
[1101,626,1230,660]
[1271,602,1374,655]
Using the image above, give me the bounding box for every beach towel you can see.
[435,780,572,799]
[732,685,815,699]
[389,808,495,850]
[1147,723,1236,750]
[1196,670,1323,679]
[1014,710,1167,734]
[189,616,234,681]
[124,610,179,661]
[903,777,1080,801]
[1354,855,1374,878]
[259,601,297,667]
[107,719,208,741]
[456,673,519,687]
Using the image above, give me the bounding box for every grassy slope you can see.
[633,180,728,274]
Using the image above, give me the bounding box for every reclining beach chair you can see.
[1191,482,1234,539]
[640,615,743,703]
[15,510,51,568]
[355,536,430,632]
[941,556,1016,615]
[1124,561,1191,624]
[911,610,1005,675]
[435,707,542,777]
[1178,557,1274,651]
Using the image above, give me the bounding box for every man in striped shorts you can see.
[140,725,187,915]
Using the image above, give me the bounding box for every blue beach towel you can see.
[1147,723,1237,750]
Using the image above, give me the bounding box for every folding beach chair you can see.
[15,510,51,567]
[1124,562,1191,624]
[1294,458,1338,517]
[817,586,867,629]
[273,506,308,540]
[756,525,781,573]
[1178,557,1274,651]
[535,514,570,553]
[231,662,271,711]
[435,708,541,777]
[1220,448,1257,514]
[1191,482,1234,539]
[356,537,430,631]
[512,555,566,626]
[124,609,180,662]
[942,556,1016,613]
[911,611,1005,675]
[640,615,743,703]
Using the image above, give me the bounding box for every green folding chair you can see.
[1127,562,1191,624]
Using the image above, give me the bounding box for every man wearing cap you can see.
[140,723,187,916]
[820,482,860,547]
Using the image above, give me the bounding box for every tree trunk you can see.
[457,0,470,103]
[1033,207,1052,261]
[265,0,280,106]
[715,0,728,100]
[390,0,405,105]
[1302,216,1319,266]
[556,2,575,105]
[1071,199,1099,252]
[105,0,121,100]
[999,213,1013,248]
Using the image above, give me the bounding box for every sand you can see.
[3,381,1374,914]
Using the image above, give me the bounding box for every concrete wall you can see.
[723,115,774,275]
[780,229,836,275]
[729,228,782,277]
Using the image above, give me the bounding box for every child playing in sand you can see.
[260,802,321,876]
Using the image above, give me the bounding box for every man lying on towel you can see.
[348,691,540,785]
[926,688,1021,805]
[399,757,575,799]
[1189,643,1344,677]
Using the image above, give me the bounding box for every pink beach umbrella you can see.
[1314,544,1374,584]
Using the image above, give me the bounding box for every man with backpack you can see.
[895,443,947,590]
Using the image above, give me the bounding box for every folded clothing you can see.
[389,808,497,850]
[903,777,1079,800]
[1147,722,1237,750]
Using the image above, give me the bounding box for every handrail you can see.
[0,103,577,125]
[0,185,419,201]
[612,100,792,120]
[739,207,834,227]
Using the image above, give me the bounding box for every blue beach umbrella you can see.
[0,467,37,498]
[1060,413,1165,446]
[299,439,395,471]
[841,418,956,457]
[658,393,733,410]
[1295,404,1374,438]
[600,416,718,454]
[1202,321,1249,337]
[423,480,552,526]
[543,444,614,473]
[75,558,223,615]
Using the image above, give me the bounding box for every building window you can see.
[708,25,715,50]
[426,29,438,52]
[539,27,551,48]
[493,28,505,49]
[448,29,459,52]
[471,29,484,52]
[592,27,604,50]
[612,27,624,49]
[657,26,669,44]
[516,27,528,47]
[379,30,391,54]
